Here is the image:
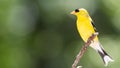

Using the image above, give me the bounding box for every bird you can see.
[70,8,114,66]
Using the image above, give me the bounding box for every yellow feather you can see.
[77,15,98,42]
[72,8,98,42]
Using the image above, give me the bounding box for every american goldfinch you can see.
[71,8,114,66]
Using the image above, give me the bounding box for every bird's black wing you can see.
[91,21,97,32]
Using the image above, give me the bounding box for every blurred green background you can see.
[0,0,120,68]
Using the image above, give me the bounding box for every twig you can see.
[72,32,99,68]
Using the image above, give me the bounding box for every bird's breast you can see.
[77,19,98,42]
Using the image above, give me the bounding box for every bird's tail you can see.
[90,42,114,66]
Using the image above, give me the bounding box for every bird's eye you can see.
[75,9,79,12]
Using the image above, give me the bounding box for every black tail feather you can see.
[97,48,114,66]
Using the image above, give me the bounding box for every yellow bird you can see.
[71,8,114,66]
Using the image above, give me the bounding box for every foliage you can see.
[0,0,119,68]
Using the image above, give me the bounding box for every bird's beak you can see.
[70,11,75,15]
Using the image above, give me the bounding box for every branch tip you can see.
[77,66,82,68]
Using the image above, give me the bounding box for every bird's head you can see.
[70,8,89,17]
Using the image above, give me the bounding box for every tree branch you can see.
[72,32,99,68]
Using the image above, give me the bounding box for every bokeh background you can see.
[0,0,120,68]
